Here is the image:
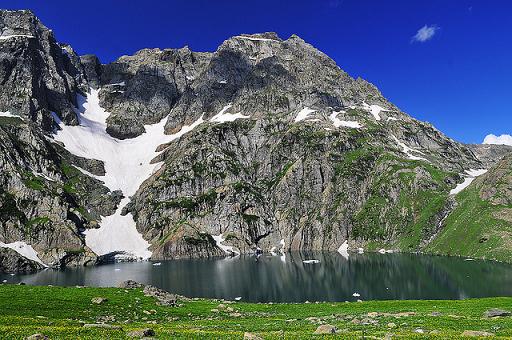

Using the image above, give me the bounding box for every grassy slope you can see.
[427,184,512,263]
[0,285,511,339]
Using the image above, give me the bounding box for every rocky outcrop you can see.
[467,144,512,168]
[0,247,44,273]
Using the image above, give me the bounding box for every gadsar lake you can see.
[2,252,512,303]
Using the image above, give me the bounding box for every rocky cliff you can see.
[0,10,510,270]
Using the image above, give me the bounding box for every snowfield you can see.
[0,111,22,119]
[337,240,349,259]
[294,107,316,122]
[210,104,250,123]
[0,241,46,266]
[51,89,204,259]
[450,169,488,195]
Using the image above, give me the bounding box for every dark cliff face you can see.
[0,10,509,268]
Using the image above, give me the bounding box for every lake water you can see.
[2,252,512,303]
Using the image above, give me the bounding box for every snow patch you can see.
[387,116,398,121]
[450,169,488,195]
[337,240,349,259]
[51,88,204,259]
[0,34,35,41]
[0,111,23,119]
[294,107,316,123]
[210,104,250,123]
[391,135,427,161]
[329,111,362,128]
[0,241,46,266]
[362,103,387,121]
[483,134,512,146]
[235,35,280,42]
[212,234,239,255]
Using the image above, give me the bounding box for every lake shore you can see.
[1,284,511,339]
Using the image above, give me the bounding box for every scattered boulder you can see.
[314,324,337,334]
[484,308,511,318]
[244,332,264,340]
[91,297,108,304]
[118,280,145,289]
[25,334,48,340]
[127,328,155,338]
[461,330,495,337]
[143,285,177,306]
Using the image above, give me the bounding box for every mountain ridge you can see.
[0,10,510,272]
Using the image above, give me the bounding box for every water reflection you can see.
[2,252,512,302]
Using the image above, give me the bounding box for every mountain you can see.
[0,10,510,272]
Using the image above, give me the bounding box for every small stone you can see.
[414,328,424,333]
[461,330,495,337]
[367,312,379,318]
[387,322,396,328]
[229,313,242,317]
[91,297,107,304]
[26,334,48,340]
[226,306,234,312]
[127,328,155,338]
[484,308,511,318]
[430,311,442,316]
[430,330,441,335]
[314,324,337,334]
[244,332,263,340]
[211,309,219,313]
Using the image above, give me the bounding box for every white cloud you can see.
[483,134,512,146]
[411,25,439,43]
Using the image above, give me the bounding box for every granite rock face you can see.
[0,10,509,268]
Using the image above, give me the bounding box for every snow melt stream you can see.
[51,89,204,259]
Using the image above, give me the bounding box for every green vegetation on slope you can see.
[427,185,512,263]
[0,285,511,339]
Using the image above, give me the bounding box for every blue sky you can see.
[1,0,511,144]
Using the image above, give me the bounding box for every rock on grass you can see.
[314,324,337,334]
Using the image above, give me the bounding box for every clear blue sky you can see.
[1,0,511,144]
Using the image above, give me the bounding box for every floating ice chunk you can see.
[337,240,349,259]
[450,169,488,195]
[294,107,316,122]
[0,241,46,266]
[235,297,242,301]
[303,259,320,264]
[352,292,360,297]
[357,248,364,254]
[152,262,162,266]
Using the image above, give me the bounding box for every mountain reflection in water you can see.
[2,252,512,303]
